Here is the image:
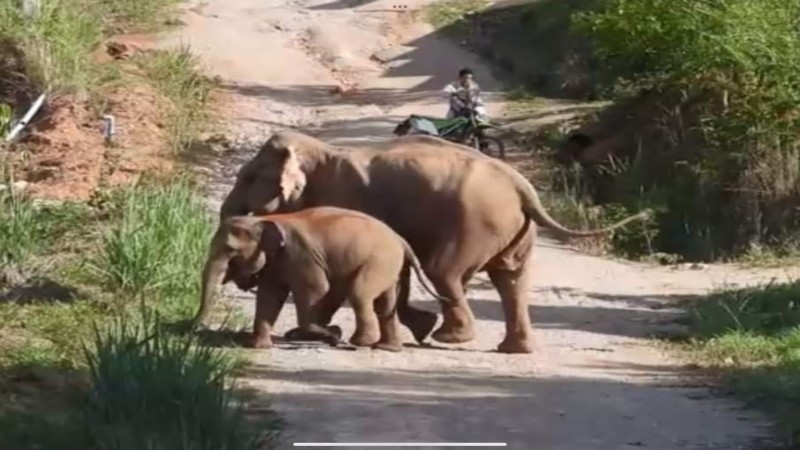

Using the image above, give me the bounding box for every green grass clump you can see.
[0,0,103,91]
[138,48,213,151]
[0,178,277,449]
[91,175,213,320]
[0,299,112,369]
[0,316,280,450]
[82,316,276,450]
[689,280,800,442]
[1,176,214,372]
[0,188,89,268]
[425,0,488,30]
[0,0,179,94]
[99,0,180,32]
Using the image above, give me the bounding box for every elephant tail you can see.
[398,238,454,305]
[499,161,652,239]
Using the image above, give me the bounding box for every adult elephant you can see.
[202,130,648,353]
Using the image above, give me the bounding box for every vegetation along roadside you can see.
[424,0,800,445]
[426,0,800,266]
[0,0,281,448]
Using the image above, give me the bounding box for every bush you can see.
[567,0,800,260]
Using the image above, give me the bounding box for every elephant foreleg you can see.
[252,278,289,349]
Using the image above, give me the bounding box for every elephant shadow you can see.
[188,324,365,352]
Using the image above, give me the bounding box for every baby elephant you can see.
[196,206,451,351]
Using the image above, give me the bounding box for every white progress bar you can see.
[293,444,507,447]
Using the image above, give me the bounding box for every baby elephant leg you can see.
[349,297,380,347]
[346,267,384,347]
[284,287,346,341]
[373,287,403,352]
[293,284,342,347]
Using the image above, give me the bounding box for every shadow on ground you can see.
[241,365,777,449]
[303,0,602,100]
[0,277,81,304]
[435,0,603,100]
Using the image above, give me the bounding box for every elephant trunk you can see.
[220,192,245,221]
[194,243,232,327]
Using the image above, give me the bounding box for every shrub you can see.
[567,0,800,260]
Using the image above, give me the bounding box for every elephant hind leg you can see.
[345,266,387,347]
[486,256,535,354]
[348,297,380,347]
[373,287,403,352]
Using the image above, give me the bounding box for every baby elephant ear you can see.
[279,145,307,203]
[225,216,262,249]
[260,221,287,255]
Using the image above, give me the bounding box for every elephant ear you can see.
[278,145,307,203]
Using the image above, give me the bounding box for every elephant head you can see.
[223,255,260,292]
[219,131,332,220]
[194,216,287,326]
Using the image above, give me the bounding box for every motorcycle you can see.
[392,102,506,160]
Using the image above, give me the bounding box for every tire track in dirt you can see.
[161,1,796,448]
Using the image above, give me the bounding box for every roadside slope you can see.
[161,0,798,448]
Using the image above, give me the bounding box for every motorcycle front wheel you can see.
[474,136,506,160]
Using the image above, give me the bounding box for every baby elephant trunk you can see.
[194,243,232,327]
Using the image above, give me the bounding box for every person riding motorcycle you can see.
[443,67,489,122]
[443,67,489,149]
[391,67,505,158]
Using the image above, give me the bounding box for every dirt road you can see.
[162,1,798,448]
